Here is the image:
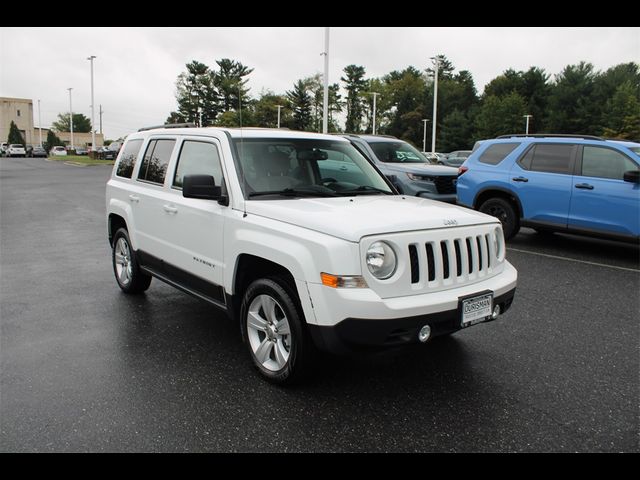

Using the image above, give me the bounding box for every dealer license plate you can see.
[461,292,493,327]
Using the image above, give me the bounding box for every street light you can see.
[422,119,429,152]
[430,56,441,154]
[88,55,96,152]
[364,92,380,135]
[67,87,74,149]
[523,114,533,135]
[321,27,330,134]
[37,99,42,147]
[276,105,284,128]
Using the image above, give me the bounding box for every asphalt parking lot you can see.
[1,157,638,452]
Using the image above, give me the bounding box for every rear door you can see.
[132,137,177,260]
[568,145,640,237]
[509,143,577,227]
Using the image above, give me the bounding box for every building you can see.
[0,97,35,145]
[1,96,104,148]
[38,128,104,148]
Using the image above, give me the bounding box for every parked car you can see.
[50,146,67,156]
[7,144,26,157]
[96,147,116,160]
[447,150,472,160]
[75,147,88,155]
[29,146,47,158]
[456,134,640,242]
[106,125,517,383]
[439,156,467,167]
[342,134,459,203]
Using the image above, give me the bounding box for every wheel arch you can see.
[474,187,523,219]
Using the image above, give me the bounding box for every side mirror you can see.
[183,175,223,200]
[623,170,640,184]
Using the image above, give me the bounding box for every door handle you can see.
[575,183,594,190]
[340,166,348,171]
[512,177,528,182]
[128,194,140,203]
[163,204,178,214]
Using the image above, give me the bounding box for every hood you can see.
[386,163,458,175]
[246,195,497,242]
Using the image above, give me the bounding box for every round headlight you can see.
[366,241,397,279]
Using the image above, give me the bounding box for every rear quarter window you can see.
[478,143,520,165]
[115,139,143,178]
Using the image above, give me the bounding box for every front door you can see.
[569,145,640,237]
[161,137,227,303]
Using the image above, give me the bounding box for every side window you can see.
[529,144,574,174]
[581,146,638,180]
[478,143,520,165]
[115,139,143,178]
[137,139,175,185]
[173,140,223,189]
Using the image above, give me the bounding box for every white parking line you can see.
[507,247,640,273]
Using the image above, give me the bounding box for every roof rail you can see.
[138,122,197,132]
[496,133,604,141]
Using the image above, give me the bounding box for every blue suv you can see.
[456,134,640,242]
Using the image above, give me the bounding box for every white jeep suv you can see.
[106,126,517,384]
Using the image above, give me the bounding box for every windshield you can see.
[232,138,393,199]
[629,146,640,155]
[10,144,23,148]
[368,141,430,164]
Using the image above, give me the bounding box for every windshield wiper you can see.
[337,185,393,196]
[248,187,339,198]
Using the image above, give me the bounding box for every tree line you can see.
[166,56,639,152]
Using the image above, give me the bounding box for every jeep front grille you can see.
[410,233,495,286]
[361,224,504,299]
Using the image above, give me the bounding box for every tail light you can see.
[458,166,468,176]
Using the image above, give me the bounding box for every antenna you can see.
[238,84,248,218]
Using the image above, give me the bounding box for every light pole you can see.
[523,114,533,135]
[37,99,42,147]
[276,105,283,128]
[422,119,429,152]
[365,92,380,135]
[430,56,440,154]
[88,55,96,151]
[322,27,330,134]
[67,87,74,149]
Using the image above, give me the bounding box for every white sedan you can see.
[50,146,67,156]
[7,144,26,157]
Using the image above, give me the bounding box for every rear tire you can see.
[111,228,152,294]
[479,197,519,239]
[239,276,315,385]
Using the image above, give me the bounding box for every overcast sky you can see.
[1,27,638,140]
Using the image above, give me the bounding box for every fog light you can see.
[491,304,501,320]
[418,325,431,343]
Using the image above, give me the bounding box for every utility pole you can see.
[322,27,330,134]
[523,114,533,135]
[99,105,103,135]
[430,56,440,154]
[88,55,96,151]
[276,105,283,128]
[67,87,74,149]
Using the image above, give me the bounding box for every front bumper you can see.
[309,287,516,354]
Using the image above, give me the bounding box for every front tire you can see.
[111,228,151,294]
[239,277,315,385]
[479,197,520,239]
